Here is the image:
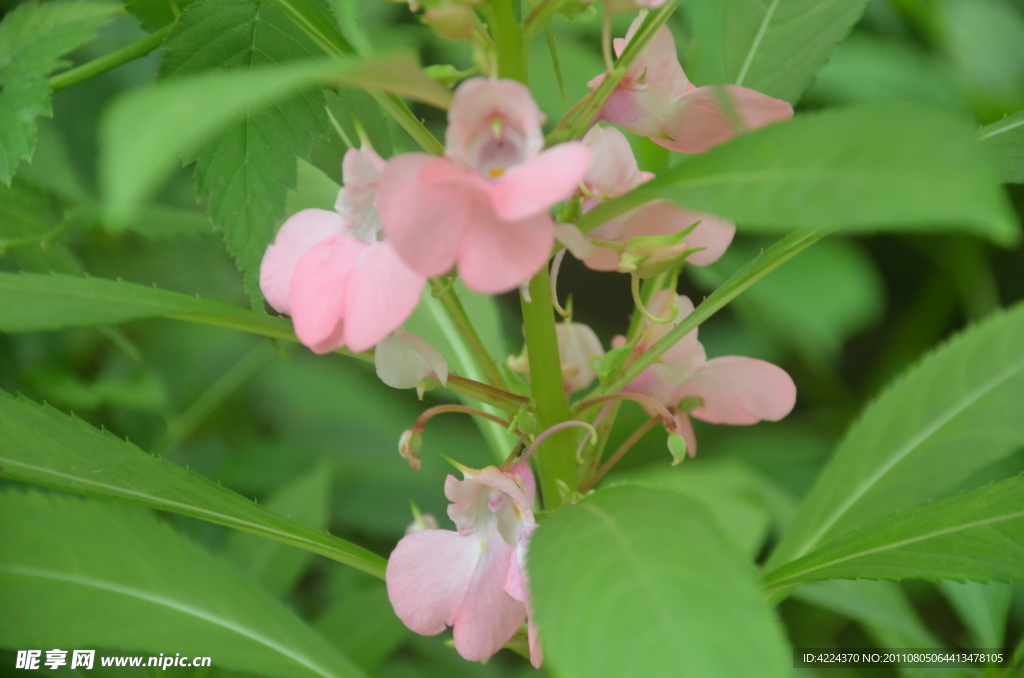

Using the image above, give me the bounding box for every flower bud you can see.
[667,431,687,466]
[423,3,476,40]
[399,429,424,470]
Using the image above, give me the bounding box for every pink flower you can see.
[589,19,793,153]
[259,149,424,353]
[556,125,735,271]
[616,291,797,455]
[509,321,605,393]
[386,461,542,666]
[378,78,591,294]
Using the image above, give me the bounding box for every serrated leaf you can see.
[769,301,1024,571]
[0,489,367,678]
[683,0,868,103]
[528,485,790,678]
[0,389,386,578]
[764,474,1024,588]
[580,104,1020,247]
[980,109,1024,184]
[123,0,202,33]
[0,0,118,183]
[223,460,333,598]
[309,88,392,184]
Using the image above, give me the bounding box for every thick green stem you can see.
[490,0,528,83]
[521,268,578,506]
[48,24,174,91]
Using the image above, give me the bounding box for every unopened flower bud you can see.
[423,3,476,40]
[425,64,463,88]
[404,509,439,535]
[399,429,424,470]
[667,431,687,466]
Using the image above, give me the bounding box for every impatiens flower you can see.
[375,331,449,399]
[556,125,735,271]
[615,291,797,455]
[386,460,542,666]
[588,19,793,153]
[259,148,424,353]
[377,78,591,294]
[509,321,606,393]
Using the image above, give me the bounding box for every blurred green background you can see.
[1,0,1024,675]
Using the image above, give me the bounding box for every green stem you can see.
[521,268,578,506]
[432,280,509,390]
[372,91,445,155]
[446,375,528,415]
[545,2,677,145]
[598,227,833,395]
[580,415,659,491]
[153,342,275,456]
[48,24,174,91]
[522,0,564,42]
[490,0,528,83]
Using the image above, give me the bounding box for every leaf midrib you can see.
[734,0,782,87]
[769,508,1024,587]
[0,564,344,678]
[792,352,1024,561]
[580,502,691,668]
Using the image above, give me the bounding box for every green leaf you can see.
[938,581,1012,649]
[764,474,1024,588]
[315,572,409,672]
[529,485,790,678]
[123,0,201,33]
[0,179,81,274]
[0,489,366,678]
[0,389,386,578]
[980,109,1024,184]
[689,238,885,366]
[0,0,118,183]
[580,104,1019,247]
[794,580,941,648]
[0,271,298,340]
[610,458,785,559]
[224,460,333,598]
[769,301,1024,570]
[309,88,393,185]
[683,0,868,103]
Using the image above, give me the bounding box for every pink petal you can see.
[655,85,794,153]
[343,242,425,352]
[676,356,797,425]
[446,78,545,168]
[259,209,349,314]
[335,148,386,225]
[288,235,366,354]
[450,532,526,661]
[678,211,736,266]
[386,529,477,636]
[558,322,605,393]
[555,222,600,260]
[377,154,470,278]
[457,208,554,294]
[582,125,645,200]
[490,142,591,222]
[375,331,449,390]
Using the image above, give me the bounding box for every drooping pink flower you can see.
[589,19,793,153]
[386,461,542,666]
[615,291,796,455]
[375,331,449,398]
[556,125,735,271]
[378,78,591,294]
[509,321,606,393]
[259,148,424,354]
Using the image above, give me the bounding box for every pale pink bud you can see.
[375,332,449,399]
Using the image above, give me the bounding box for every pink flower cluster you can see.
[258,13,798,670]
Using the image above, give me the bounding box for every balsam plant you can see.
[1,0,1024,676]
